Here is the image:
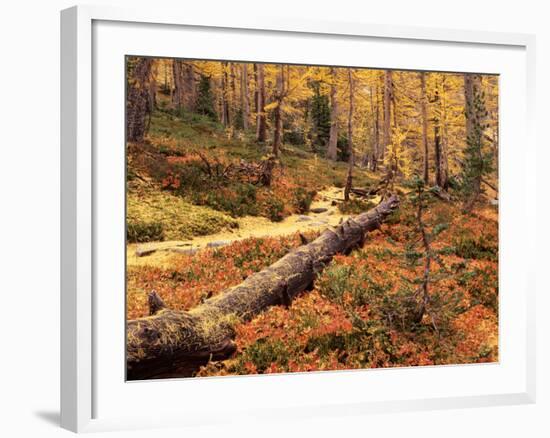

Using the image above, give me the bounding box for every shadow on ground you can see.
[34,410,59,427]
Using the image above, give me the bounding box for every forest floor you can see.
[127,106,499,376]
[127,186,357,269]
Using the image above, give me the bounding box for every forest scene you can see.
[125,56,499,381]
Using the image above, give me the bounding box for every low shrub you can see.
[193,183,259,218]
[337,198,376,215]
[235,338,290,373]
[453,231,497,261]
[292,187,315,214]
[127,221,165,243]
[262,196,285,222]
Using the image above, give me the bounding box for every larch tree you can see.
[172,60,196,112]
[148,61,158,111]
[183,63,196,112]
[463,73,488,211]
[344,68,355,201]
[241,64,250,130]
[433,78,449,190]
[419,72,430,184]
[272,65,285,157]
[229,63,237,130]
[382,70,393,163]
[220,62,230,127]
[368,83,380,172]
[327,67,339,161]
[127,57,154,142]
[255,63,267,142]
[171,59,184,111]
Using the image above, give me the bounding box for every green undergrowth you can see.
[127,108,380,241]
[127,189,238,242]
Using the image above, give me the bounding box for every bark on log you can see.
[127,195,399,380]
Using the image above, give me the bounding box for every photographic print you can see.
[126,57,498,380]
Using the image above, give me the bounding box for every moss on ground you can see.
[127,188,238,242]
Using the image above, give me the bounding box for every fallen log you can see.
[126,195,399,380]
[350,187,379,197]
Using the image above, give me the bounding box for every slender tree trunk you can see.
[229,63,236,129]
[148,62,157,111]
[255,64,267,142]
[420,72,429,184]
[440,76,450,189]
[327,67,339,161]
[171,60,184,110]
[163,60,169,95]
[241,64,250,130]
[183,63,196,111]
[369,84,379,172]
[221,62,230,127]
[344,69,354,202]
[464,73,483,209]
[127,57,154,142]
[382,70,393,162]
[126,195,400,380]
[433,81,449,190]
[272,65,284,157]
[253,64,259,114]
[433,84,448,189]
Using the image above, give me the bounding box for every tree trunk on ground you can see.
[127,58,154,142]
[255,64,267,142]
[327,67,339,161]
[344,69,354,202]
[127,195,400,380]
[420,72,429,185]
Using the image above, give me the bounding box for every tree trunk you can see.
[434,87,443,187]
[344,69,354,202]
[464,73,483,210]
[433,82,449,190]
[229,63,237,129]
[253,64,259,114]
[127,57,154,142]
[255,64,267,142]
[420,72,429,185]
[172,61,195,112]
[440,77,450,189]
[327,67,339,161]
[127,195,400,380]
[382,70,393,161]
[369,84,379,172]
[183,63,196,111]
[171,60,184,110]
[221,62,230,127]
[241,64,250,130]
[272,65,284,157]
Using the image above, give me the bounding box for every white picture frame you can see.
[60,4,536,433]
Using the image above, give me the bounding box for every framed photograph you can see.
[61,5,536,432]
